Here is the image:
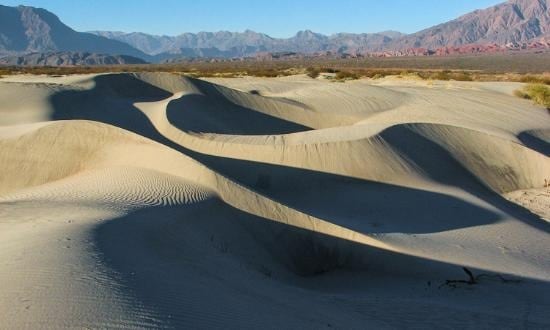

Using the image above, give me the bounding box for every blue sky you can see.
[3,0,504,37]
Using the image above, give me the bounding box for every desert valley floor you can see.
[0,73,549,328]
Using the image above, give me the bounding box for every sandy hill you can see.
[0,72,549,328]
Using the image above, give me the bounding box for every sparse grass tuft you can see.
[524,84,550,108]
[514,83,550,108]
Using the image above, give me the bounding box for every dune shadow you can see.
[49,73,201,157]
[94,200,392,327]
[93,199,481,281]
[180,124,548,234]
[381,125,550,231]
[166,79,310,135]
[49,73,309,138]
[50,74,172,137]
[91,199,546,328]
[180,153,501,235]
[381,125,497,196]
[518,131,550,156]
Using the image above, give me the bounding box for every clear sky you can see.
[2,0,504,37]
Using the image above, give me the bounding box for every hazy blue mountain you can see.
[0,5,148,59]
[89,29,407,57]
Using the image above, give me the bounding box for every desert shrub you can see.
[515,84,550,108]
[451,72,473,81]
[306,67,320,78]
[513,89,529,99]
[247,68,294,77]
[250,69,278,77]
[191,71,215,77]
[362,69,402,79]
[362,71,377,78]
[399,71,424,79]
[220,72,241,78]
[307,70,320,78]
[320,67,338,73]
[416,71,431,80]
[335,70,359,80]
[520,75,550,85]
[429,70,452,81]
[524,84,550,108]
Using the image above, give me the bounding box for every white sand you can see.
[0,73,549,328]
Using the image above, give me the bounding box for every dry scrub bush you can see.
[335,70,360,80]
[514,83,550,109]
[520,75,550,85]
[306,67,320,78]
[524,84,550,108]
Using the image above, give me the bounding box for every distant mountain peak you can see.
[0,5,148,59]
[388,0,549,50]
[376,30,407,39]
[294,29,323,38]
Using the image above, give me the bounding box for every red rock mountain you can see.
[387,0,549,50]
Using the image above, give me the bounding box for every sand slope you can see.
[0,73,549,328]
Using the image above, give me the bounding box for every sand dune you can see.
[0,73,549,328]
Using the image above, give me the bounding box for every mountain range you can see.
[0,0,548,65]
[0,51,147,66]
[89,30,407,57]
